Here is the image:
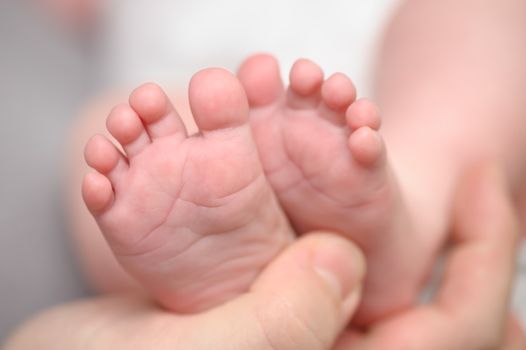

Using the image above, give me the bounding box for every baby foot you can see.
[238,54,429,324]
[82,69,293,313]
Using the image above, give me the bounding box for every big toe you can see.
[238,53,284,107]
[348,127,386,166]
[189,68,250,132]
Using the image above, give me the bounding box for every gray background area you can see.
[0,0,93,341]
[0,0,524,344]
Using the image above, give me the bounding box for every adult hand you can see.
[5,232,365,350]
[335,164,525,350]
[5,164,524,350]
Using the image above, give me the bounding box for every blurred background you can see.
[0,0,525,343]
[0,0,93,341]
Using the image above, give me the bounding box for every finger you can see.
[195,232,366,350]
[435,164,520,346]
[338,164,521,350]
[250,233,366,349]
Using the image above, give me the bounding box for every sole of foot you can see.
[83,68,293,313]
[238,54,428,325]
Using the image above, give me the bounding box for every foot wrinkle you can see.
[177,173,263,210]
[192,213,255,238]
[113,223,193,259]
[197,248,269,280]
[273,171,306,198]
[275,117,390,209]
[114,186,272,259]
[143,169,179,200]
[249,100,283,131]
[253,124,299,190]
[148,232,206,264]
[119,170,185,252]
[84,79,297,313]
[148,131,184,144]
[316,106,347,127]
[280,148,389,210]
[175,181,269,237]
[214,170,264,202]
[264,158,294,178]
[305,174,390,211]
[123,198,179,252]
[199,126,238,139]
[155,230,276,285]
[175,196,223,210]
[285,83,323,110]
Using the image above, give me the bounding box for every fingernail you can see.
[312,235,365,301]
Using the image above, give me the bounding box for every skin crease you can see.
[82,53,419,319]
[4,165,525,349]
[81,71,296,313]
[236,54,424,324]
[56,0,525,340]
[65,0,526,302]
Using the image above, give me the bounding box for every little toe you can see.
[189,68,250,132]
[84,134,128,184]
[82,172,114,214]
[129,83,187,140]
[237,53,284,107]
[288,58,324,109]
[348,126,386,166]
[319,73,357,125]
[106,103,150,157]
[346,98,382,131]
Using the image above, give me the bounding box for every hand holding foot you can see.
[82,69,293,313]
[5,233,366,350]
[238,54,428,324]
[7,169,524,350]
[336,165,525,349]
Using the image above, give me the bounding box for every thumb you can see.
[249,232,365,350]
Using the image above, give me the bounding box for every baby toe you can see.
[106,103,150,157]
[84,134,128,183]
[82,172,114,214]
[129,83,187,139]
[346,99,382,131]
[348,126,385,165]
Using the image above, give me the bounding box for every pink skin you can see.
[74,0,526,330]
[82,58,427,322]
[238,54,429,325]
[82,69,293,313]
